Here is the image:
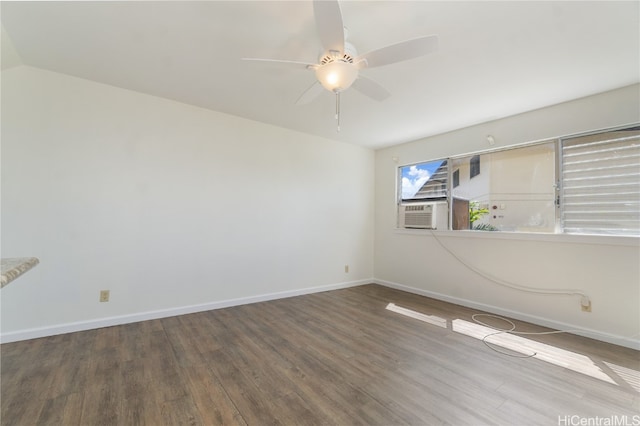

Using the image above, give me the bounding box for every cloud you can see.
[402,165,430,199]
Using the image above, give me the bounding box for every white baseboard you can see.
[374,279,640,351]
[5,278,637,350]
[0,279,371,344]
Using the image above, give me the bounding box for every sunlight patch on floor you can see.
[451,319,616,384]
[604,361,640,392]
[386,303,447,328]
[385,302,636,388]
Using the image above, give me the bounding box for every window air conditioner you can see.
[399,202,438,229]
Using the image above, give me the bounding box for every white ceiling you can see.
[2,1,638,149]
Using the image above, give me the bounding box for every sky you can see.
[401,160,443,199]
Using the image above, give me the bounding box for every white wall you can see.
[3,66,638,349]
[1,66,374,340]
[375,84,640,349]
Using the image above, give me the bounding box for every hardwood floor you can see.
[2,284,639,425]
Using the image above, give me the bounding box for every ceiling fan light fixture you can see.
[315,60,358,93]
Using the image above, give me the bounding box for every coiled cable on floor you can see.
[471,313,581,358]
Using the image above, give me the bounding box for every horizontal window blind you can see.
[562,129,640,236]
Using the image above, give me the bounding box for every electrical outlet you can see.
[99,290,110,302]
[344,265,349,273]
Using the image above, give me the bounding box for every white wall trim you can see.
[0,279,371,344]
[374,278,640,351]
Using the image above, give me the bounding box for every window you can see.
[399,159,449,230]
[470,155,480,179]
[400,159,448,202]
[451,143,556,232]
[397,125,640,236]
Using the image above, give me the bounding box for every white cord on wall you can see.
[428,229,591,308]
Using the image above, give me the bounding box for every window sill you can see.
[393,228,640,247]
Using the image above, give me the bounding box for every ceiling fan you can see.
[243,0,439,130]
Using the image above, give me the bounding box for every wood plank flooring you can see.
[2,284,639,425]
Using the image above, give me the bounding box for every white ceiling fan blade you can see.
[242,57,317,70]
[313,0,345,54]
[295,81,325,105]
[352,75,391,101]
[355,35,438,69]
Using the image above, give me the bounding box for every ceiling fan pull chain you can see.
[335,91,341,132]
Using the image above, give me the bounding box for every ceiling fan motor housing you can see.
[319,41,358,65]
